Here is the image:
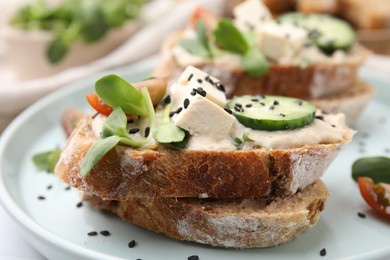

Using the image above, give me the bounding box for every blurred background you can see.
[0,0,389,132]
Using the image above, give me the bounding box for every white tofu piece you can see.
[233,0,272,30]
[168,82,193,111]
[172,95,235,140]
[177,66,227,107]
[258,22,308,61]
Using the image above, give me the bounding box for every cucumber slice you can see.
[278,12,356,54]
[227,95,316,131]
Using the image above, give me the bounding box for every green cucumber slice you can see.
[227,95,316,131]
[278,12,356,54]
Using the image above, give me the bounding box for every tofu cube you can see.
[172,95,235,140]
[259,22,308,61]
[233,0,272,30]
[177,66,227,107]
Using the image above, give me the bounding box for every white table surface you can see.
[0,55,389,260]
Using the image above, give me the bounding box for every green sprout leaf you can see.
[32,148,62,173]
[178,39,211,57]
[95,74,148,117]
[154,103,185,144]
[46,36,69,64]
[233,132,254,150]
[213,18,249,54]
[241,48,269,77]
[80,135,121,177]
[196,20,212,56]
[155,123,185,143]
[81,81,156,177]
[178,20,212,57]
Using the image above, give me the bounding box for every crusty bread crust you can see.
[83,179,328,248]
[152,32,370,100]
[55,115,352,200]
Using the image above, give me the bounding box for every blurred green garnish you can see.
[10,0,144,64]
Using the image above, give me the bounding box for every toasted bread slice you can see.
[83,179,328,248]
[55,112,353,200]
[153,32,370,100]
[152,32,372,125]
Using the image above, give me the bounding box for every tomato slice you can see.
[189,7,218,29]
[358,177,390,220]
[86,93,113,116]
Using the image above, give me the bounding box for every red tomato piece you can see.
[358,177,390,220]
[189,7,218,29]
[86,93,113,116]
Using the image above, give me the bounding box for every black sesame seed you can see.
[184,98,190,109]
[273,100,279,105]
[176,107,183,114]
[188,73,193,81]
[92,112,99,119]
[224,108,233,114]
[47,185,52,190]
[205,76,214,85]
[269,105,275,110]
[190,90,197,96]
[129,128,140,134]
[251,98,259,102]
[197,79,203,83]
[65,186,71,191]
[127,119,134,124]
[144,127,150,138]
[245,104,252,108]
[320,248,327,256]
[280,113,286,117]
[234,106,243,112]
[76,202,83,208]
[331,124,336,128]
[100,230,110,236]
[235,103,242,108]
[87,231,98,236]
[260,102,265,106]
[294,100,303,106]
[128,240,136,248]
[358,212,366,218]
[199,90,207,97]
[315,115,324,121]
[163,95,171,104]
[216,82,225,92]
[188,256,199,260]
[38,196,45,200]
[169,111,176,117]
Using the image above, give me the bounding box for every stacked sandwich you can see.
[153,0,374,125]
[55,65,354,248]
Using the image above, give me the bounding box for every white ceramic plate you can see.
[0,59,390,260]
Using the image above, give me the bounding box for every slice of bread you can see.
[83,179,328,248]
[55,112,353,200]
[152,32,372,125]
[153,32,370,100]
